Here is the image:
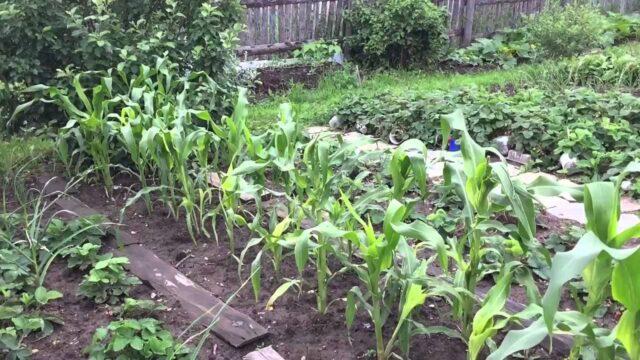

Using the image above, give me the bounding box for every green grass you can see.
[246,42,640,130]
[247,64,541,130]
[0,136,54,176]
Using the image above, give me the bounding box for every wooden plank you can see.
[243,346,286,360]
[335,0,344,38]
[119,244,269,347]
[304,0,312,39]
[38,176,269,348]
[236,41,305,56]
[277,4,285,43]
[463,0,477,45]
[243,0,325,8]
[261,6,269,44]
[269,5,278,44]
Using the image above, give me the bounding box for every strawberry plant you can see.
[78,256,141,304]
[85,318,191,360]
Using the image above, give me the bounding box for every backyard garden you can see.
[3,0,640,359]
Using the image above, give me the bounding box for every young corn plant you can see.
[388,139,429,202]
[439,110,542,358]
[243,211,292,302]
[48,75,121,195]
[490,162,640,360]
[341,194,450,360]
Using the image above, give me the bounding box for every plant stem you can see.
[317,241,328,314]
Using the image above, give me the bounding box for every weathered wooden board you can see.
[38,176,269,348]
[243,346,286,360]
[119,243,268,347]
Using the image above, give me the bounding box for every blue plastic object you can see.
[448,137,461,152]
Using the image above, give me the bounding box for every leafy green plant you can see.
[85,318,191,360]
[490,163,640,359]
[345,0,448,68]
[293,40,342,62]
[79,256,141,304]
[116,298,167,319]
[439,110,543,358]
[341,195,451,360]
[2,0,243,132]
[447,29,537,69]
[61,243,103,270]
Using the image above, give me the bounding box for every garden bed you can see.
[14,172,469,359]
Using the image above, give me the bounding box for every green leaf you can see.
[399,284,427,322]
[130,336,144,351]
[612,249,640,312]
[251,251,263,302]
[487,319,548,360]
[112,335,130,351]
[266,280,300,310]
[615,310,640,359]
[293,232,310,274]
[542,232,639,332]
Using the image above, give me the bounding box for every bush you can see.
[1,0,243,132]
[523,1,611,58]
[345,0,448,68]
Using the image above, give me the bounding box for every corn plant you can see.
[439,110,542,357]
[340,195,449,360]
[242,211,292,302]
[49,75,121,195]
[490,162,640,360]
[389,139,429,201]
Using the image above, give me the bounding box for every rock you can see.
[507,150,531,165]
[328,115,343,129]
[494,136,510,155]
[355,122,367,134]
[621,180,633,191]
[559,153,578,170]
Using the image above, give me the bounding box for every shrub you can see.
[523,1,611,58]
[1,0,243,132]
[345,0,448,68]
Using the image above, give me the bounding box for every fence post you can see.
[462,0,477,46]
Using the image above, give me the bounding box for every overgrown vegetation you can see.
[449,10,640,69]
[1,0,243,132]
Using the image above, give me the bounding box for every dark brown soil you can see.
[252,62,337,99]
[19,172,468,360]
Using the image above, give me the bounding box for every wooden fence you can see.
[236,0,633,58]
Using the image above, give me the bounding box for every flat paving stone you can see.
[305,126,335,137]
[621,197,640,213]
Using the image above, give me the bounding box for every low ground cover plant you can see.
[334,86,640,188]
[85,318,191,360]
[79,255,142,304]
[0,185,110,357]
